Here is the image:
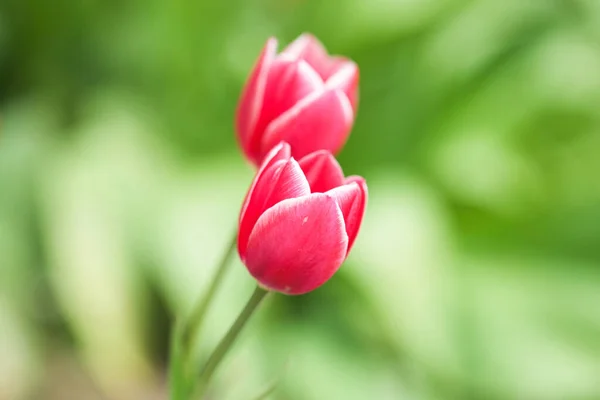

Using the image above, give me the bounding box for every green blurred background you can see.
[2,0,600,399]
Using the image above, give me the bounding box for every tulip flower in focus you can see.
[236,34,359,167]
[237,142,367,295]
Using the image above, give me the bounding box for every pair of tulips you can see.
[174,33,367,399]
[235,34,366,295]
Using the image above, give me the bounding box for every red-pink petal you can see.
[282,33,339,81]
[244,193,348,295]
[238,157,310,257]
[236,38,278,164]
[250,57,323,163]
[261,89,354,161]
[326,176,367,254]
[298,150,345,193]
[239,142,291,224]
[325,61,359,112]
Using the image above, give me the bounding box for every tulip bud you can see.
[238,142,367,295]
[236,34,359,167]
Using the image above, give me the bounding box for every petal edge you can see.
[238,157,310,257]
[326,176,367,254]
[236,37,278,164]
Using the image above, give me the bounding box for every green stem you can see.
[182,231,238,359]
[194,286,269,398]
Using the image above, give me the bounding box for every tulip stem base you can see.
[193,286,269,398]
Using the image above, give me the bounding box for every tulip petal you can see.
[261,89,354,161]
[236,37,278,163]
[239,142,291,224]
[244,193,348,295]
[325,61,359,111]
[298,150,345,193]
[326,176,367,254]
[238,157,310,256]
[251,57,323,162]
[283,33,343,80]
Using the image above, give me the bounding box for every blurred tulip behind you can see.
[2,1,600,399]
[235,35,358,166]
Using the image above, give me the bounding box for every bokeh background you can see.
[2,0,600,399]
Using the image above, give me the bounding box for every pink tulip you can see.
[236,33,359,167]
[238,142,367,295]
